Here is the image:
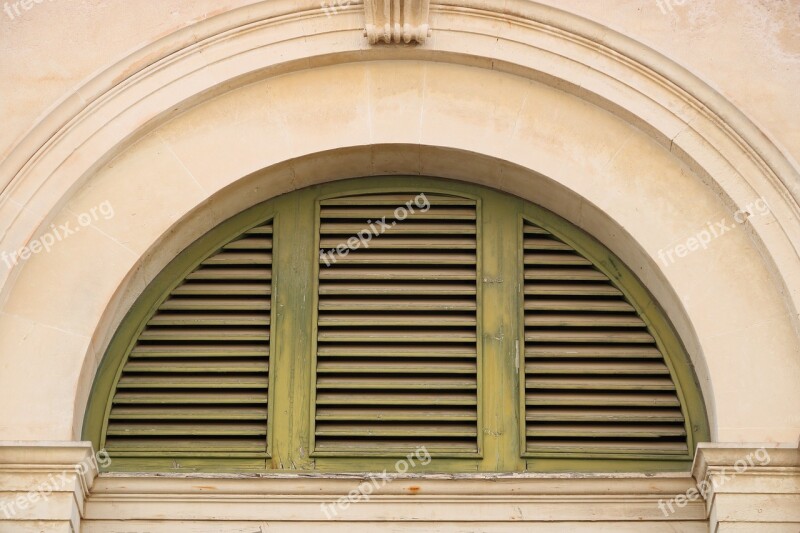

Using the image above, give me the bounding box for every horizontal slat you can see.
[104,438,266,453]
[315,423,477,437]
[320,298,476,311]
[524,330,655,343]
[123,360,269,373]
[320,207,476,220]
[319,267,475,280]
[316,407,476,421]
[172,282,270,296]
[317,345,476,357]
[148,313,269,327]
[526,376,675,391]
[525,392,680,407]
[526,440,688,454]
[320,237,476,249]
[321,195,475,206]
[202,252,272,265]
[524,283,622,296]
[321,252,476,265]
[244,225,273,235]
[526,424,686,438]
[222,238,272,250]
[526,407,684,423]
[113,391,269,404]
[525,345,662,358]
[524,299,634,312]
[524,253,592,266]
[524,314,645,328]
[317,360,476,374]
[130,345,268,358]
[318,313,476,327]
[117,376,269,389]
[526,361,669,375]
[314,440,477,453]
[320,222,476,235]
[186,268,271,281]
[523,225,550,235]
[316,376,476,389]
[138,328,269,342]
[523,238,573,251]
[107,423,267,436]
[525,267,607,281]
[319,283,476,296]
[318,330,477,343]
[316,392,476,405]
[110,407,268,420]
[160,298,270,311]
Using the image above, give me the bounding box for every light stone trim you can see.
[0,442,97,533]
[4,442,800,531]
[364,0,431,44]
[85,473,707,525]
[692,443,800,532]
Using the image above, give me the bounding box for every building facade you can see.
[0,1,799,531]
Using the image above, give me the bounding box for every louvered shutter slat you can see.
[160,297,270,311]
[526,407,685,422]
[314,193,479,454]
[320,298,476,311]
[105,221,273,458]
[318,345,474,357]
[324,252,477,265]
[113,392,268,404]
[316,392,477,405]
[318,360,476,373]
[110,407,269,420]
[321,222,476,234]
[316,407,477,421]
[523,220,689,457]
[148,313,270,326]
[130,345,268,358]
[526,391,681,407]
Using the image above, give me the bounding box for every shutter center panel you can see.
[314,194,479,455]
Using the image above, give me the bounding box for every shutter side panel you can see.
[105,223,273,458]
[522,221,689,457]
[314,194,479,455]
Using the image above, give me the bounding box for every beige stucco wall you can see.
[1,0,799,172]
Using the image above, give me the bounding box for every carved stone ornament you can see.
[364,0,431,44]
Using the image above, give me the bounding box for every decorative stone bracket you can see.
[364,0,431,44]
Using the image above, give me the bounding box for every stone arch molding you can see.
[0,0,798,446]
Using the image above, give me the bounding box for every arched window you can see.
[83,177,708,473]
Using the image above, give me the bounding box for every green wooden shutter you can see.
[103,221,273,460]
[521,220,688,457]
[85,176,708,472]
[313,193,479,455]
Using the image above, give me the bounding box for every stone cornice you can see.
[0,441,98,499]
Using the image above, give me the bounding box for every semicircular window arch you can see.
[84,177,708,473]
